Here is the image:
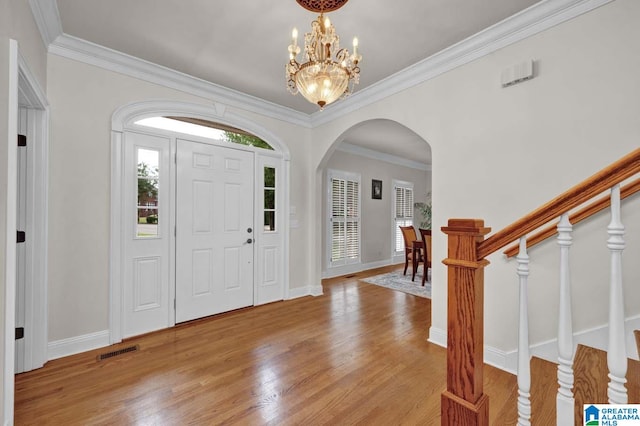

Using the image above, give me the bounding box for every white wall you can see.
[309,0,640,357]
[322,148,430,274]
[2,0,47,87]
[46,54,312,342]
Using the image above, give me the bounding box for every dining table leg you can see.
[412,245,418,281]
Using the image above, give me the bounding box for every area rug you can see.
[361,271,431,299]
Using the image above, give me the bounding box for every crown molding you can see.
[337,143,431,171]
[48,34,312,128]
[28,0,63,47]
[33,0,610,129]
[311,0,613,126]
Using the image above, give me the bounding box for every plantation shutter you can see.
[329,171,360,267]
[394,183,414,253]
[331,178,346,262]
[345,180,359,260]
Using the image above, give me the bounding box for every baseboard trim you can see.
[286,284,324,300]
[429,327,530,375]
[309,284,324,296]
[487,347,517,375]
[428,326,447,348]
[47,330,110,360]
[322,258,402,279]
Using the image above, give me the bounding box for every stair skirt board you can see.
[429,318,640,375]
[524,317,640,365]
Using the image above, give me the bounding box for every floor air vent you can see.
[97,344,139,361]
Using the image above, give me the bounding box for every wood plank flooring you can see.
[15,265,518,425]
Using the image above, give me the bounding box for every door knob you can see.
[247,227,252,233]
[246,238,253,244]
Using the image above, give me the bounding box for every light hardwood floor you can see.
[15,265,518,425]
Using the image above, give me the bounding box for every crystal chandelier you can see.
[286,0,362,110]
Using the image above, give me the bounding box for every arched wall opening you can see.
[314,118,433,282]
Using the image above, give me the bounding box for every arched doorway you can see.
[316,119,432,280]
[109,101,290,342]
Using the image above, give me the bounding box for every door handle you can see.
[246,238,253,244]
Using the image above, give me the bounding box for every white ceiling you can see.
[52,0,542,165]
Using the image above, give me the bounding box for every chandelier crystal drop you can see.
[286,10,361,110]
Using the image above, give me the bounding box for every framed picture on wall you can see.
[372,179,382,199]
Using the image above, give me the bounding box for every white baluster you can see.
[607,184,627,403]
[556,213,574,426]
[517,237,531,426]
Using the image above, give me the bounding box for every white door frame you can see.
[3,40,49,424]
[110,100,290,343]
[17,54,50,374]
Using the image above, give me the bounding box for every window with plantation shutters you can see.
[393,181,414,253]
[328,170,361,267]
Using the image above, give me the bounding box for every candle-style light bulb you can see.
[324,17,331,30]
[353,37,358,56]
[288,27,300,59]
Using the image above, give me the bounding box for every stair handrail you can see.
[476,148,640,260]
[503,177,640,258]
[441,147,640,426]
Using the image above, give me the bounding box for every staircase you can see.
[440,148,640,425]
[496,345,640,425]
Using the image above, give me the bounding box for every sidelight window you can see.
[264,166,276,231]
[136,148,160,238]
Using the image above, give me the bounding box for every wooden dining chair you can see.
[400,225,423,280]
[419,228,432,285]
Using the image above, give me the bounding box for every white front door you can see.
[175,139,255,323]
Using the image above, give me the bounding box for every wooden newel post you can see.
[441,219,491,426]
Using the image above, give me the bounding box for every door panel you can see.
[176,139,254,323]
[192,249,213,295]
[133,256,162,310]
[193,180,213,232]
[224,247,241,289]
